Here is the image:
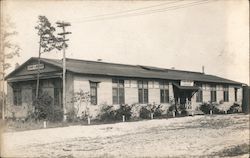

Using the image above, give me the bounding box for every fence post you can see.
[210,110,213,115]
[43,121,47,128]
[122,115,125,122]
[151,113,154,119]
[87,117,90,125]
[172,111,175,117]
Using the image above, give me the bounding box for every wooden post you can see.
[87,117,90,125]
[151,113,154,119]
[56,21,71,121]
[122,115,125,122]
[36,35,42,99]
[210,110,213,115]
[43,121,47,128]
[172,111,175,117]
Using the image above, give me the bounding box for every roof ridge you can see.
[61,57,205,74]
[65,57,140,68]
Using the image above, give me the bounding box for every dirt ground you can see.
[1,114,249,158]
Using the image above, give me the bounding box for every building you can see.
[5,57,243,119]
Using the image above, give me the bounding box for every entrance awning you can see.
[172,82,200,91]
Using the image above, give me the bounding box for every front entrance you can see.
[172,82,199,111]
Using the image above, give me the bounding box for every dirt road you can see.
[2,114,249,157]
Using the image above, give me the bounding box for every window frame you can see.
[13,88,22,106]
[112,79,125,104]
[210,84,217,102]
[223,85,229,102]
[234,88,238,102]
[138,80,148,104]
[90,82,98,105]
[159,81,169,103]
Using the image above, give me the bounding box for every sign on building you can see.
[180,80,194,86]
[27,64,45,71]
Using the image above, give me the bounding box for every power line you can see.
[71,0,216,24]
[70,0,183,22]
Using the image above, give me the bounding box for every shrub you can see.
[66,108,77,122]
[200,102,211,114]
[154,105,164,117]
[115,104,132,120]
[227,103,241,114]
[98,104,116,121]
[167,104,177,116]
[49,106,64,122]
[139,106,151,119]
[200,102,224,114]
[33,92,63,122]
[131,103,141,119]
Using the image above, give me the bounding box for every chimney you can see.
[15,63,20,69]
[202,65,205,74]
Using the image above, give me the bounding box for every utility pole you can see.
[56,21,71,121]
[35,35,42,99]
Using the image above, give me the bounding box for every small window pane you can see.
[119,88,125,104]
[113,88,118,97]
[144,89,148,103]
[159,82,164,89]
[138,89,143,103]
[119,82,124,88]
[143,81,148,88]
[112,79,118,88]
[138,81,143,88]
[165,90,169,103]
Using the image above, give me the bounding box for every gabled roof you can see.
[6,57,243,85]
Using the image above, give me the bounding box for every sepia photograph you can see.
[0,0,249,157]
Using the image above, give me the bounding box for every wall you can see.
[72,76,175,118]
[6,83,28,118]
[72,75,113,118]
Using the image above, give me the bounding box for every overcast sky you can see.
[2,0,249,84]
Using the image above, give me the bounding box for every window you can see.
[234,88,238,102]
[138,80,148,104]
[210,84,217,102]
[54,88,61,106]
[112,79,125,104]
[196,83,203,102]
[90,82,98,105]
[159,81,169,103]
[13,88,22,106]
[223,85,229,102]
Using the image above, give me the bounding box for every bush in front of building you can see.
[131,103,141,119]
[98,104,132,121]
[227,103,241,114]
[199,102,224,114]
[167,104,177,116]
[139,105,151,119]
[33,92,63,122]
[139,104,164,119]
[115,104,132,120]
[98,104,116,121]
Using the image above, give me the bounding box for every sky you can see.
[2,0,249,85]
